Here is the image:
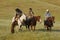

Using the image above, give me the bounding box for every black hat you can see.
[15,8,22,13]
[29,8,32,10]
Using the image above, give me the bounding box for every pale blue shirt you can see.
[45,12,51,18]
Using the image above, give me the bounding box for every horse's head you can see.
[52,16,55,23]
[47,16,55,23]
[35,16,42,23]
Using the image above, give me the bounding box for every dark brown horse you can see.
[26,16,41,31]
[44,16,55,31]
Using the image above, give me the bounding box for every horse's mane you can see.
[34,16,41,21]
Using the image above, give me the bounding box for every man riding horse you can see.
[44,9,51,21]
[44,9,55,31]
[28,8,34,19]
[15,8,22,18]
[26,8,41,30]
[12,8,23,22]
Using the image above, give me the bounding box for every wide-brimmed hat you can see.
[29,8,32,10]
[46,9,49,12]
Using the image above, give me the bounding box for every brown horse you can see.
[44,16,55,31]
[27,16,41,31]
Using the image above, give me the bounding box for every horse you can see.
[25,16,41,31]
[44,16,55,31]
[11,14,27,33]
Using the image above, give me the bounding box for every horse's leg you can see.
[31,25,35,31]
[47,26,49,31]
[44,25,47,28]
[30,26,35,31]
[49,27,52,31]
[31,25,33,30]
[19,25,22,31]
[27,25,30,30]
[34,26,35,31]
[52,22,53,27]
[26,25,28,30]
[44,20,47,28]
[25,25,29,30]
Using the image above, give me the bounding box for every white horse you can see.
[11,14,27,33]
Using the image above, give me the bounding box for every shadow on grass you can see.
[35,29,60,32]
[18,29,60,32]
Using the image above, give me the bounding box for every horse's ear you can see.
[38,16,41,18]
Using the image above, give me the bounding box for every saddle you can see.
[44,17,53,27]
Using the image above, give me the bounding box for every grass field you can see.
[0,0,60,40]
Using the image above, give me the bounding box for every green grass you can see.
[0,0,60,40]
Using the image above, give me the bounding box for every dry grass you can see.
[0,0,60,40]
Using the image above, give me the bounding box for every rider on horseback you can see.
[44,9,54,30]
[44,9,52,21]
[15,8,23,21]
[28,8,34,19]
[15,8,22,17]
[12,8,23,23]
